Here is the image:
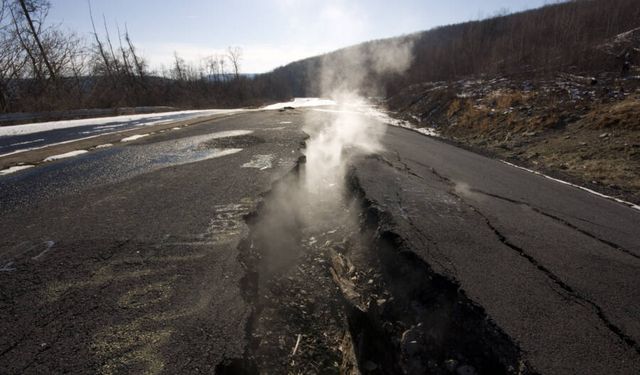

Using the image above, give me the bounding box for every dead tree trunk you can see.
[125,26,145,79]
[88,0,112,77]
[18,0,55,79]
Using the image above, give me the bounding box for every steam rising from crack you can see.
[254,38,415,271]
[318,38,414,96]
[303,92,384,198]
[241,36,416,373]
[304,38,414,198]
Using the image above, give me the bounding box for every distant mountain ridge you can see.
[260,0,640,98]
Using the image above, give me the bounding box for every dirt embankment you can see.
[387,73,640,204]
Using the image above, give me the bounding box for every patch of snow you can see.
[0,164,35,175]
[172,127,181,130]
[121,134,149,142]
[202,148,243,161]
[263,98,336,110]
[415,128,439,137]
[43,150,89,161]
[242,154,275,170]
[95,143,113,149]
[313,105,440,137]
[501,160,640,211]
[279,121,292,124]
[0,109,246,137]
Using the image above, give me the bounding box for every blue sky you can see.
[48,0,553,73]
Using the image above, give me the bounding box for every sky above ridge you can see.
[48,0,553,73]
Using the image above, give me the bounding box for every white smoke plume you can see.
[303,37,415,199]
[317,38,414,97]
[251,37,415,274]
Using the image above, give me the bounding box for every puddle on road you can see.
[142,130,255,170]
[149,148,242,167]
[199,131,261,149]
[0,130,257,211]
[242,154,275,170]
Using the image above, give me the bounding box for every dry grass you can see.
[583,98,640,130]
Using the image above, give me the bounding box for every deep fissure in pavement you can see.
[217,152,530,374]
[343,172,529,375]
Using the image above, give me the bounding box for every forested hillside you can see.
[268,0,640,98]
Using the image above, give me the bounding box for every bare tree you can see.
[218,55,226,81]
[102,15,121,75]
[172,52,186,81]
[9,4,41,79]
[116,23,133,78]
[227,46,242,79]
[125,25,145,78]
[16,0,55,79]
[88,0,112,77]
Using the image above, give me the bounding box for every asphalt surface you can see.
[1,108,639,374]
[0,110,238,157]
[0,110,304,374]
[350,122,640,374]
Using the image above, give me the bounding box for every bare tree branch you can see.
[18,0,55,79]
[227,46,242,79]
[87,0,112,77]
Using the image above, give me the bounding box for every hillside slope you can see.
[387,26,640,204]
[265,0,640,98]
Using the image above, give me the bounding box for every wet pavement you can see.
[0,110,242,157]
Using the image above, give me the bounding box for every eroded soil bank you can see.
[387,74,640,204]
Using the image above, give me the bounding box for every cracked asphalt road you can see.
[1,108,639,374]
[0,110,305,374]
[350,122,640,374]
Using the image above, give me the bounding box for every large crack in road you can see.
[347,127,640,374]
[219,149,530,374]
